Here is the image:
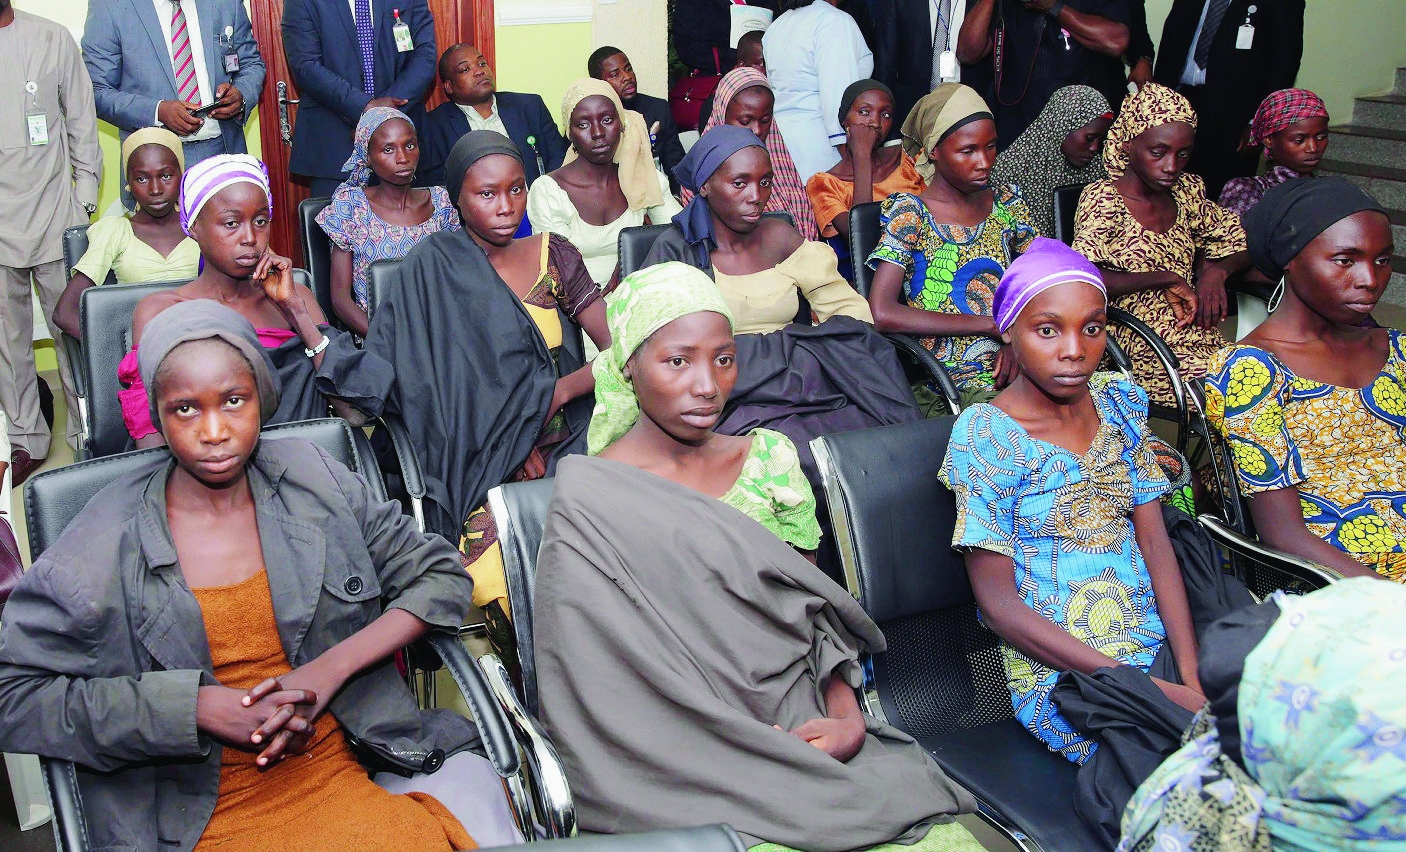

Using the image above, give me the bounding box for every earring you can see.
[1268,277,1286,313]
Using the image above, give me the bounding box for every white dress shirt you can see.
[151,0,221,141]
[1179,0,1214,87]
[458,97,510,138]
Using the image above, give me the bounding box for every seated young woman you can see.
[526,78,681,289]
[54,128,200,338]
[1072,84,1254,408]
[357,131,611,652]
[120,155,388,449]
[316,107,460,338]
[535,261,983,851]
[1219,88,1330,217]
[1120,579,1406,852]
[643,125,871,334]
[867,84,1038,410]
[1205,177,1403,581]
[805,79,925,242]
[989,84,1113,239]
[0,300,518,851]
[688,66,821,241]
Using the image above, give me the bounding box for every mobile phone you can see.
[190,102,220,119]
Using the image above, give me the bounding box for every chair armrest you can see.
[882,332,960,415]
[1197,514,1344,590]
[424,632,520,778]
[478,652,577,840]
[41,757,88,852]
[376,412,427,532]
[1225,276,1276,304]
[1107,306,1181,371]
[478,825,748,851]
[60,334,86,399]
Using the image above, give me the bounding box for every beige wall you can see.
[1141,0,1406,121]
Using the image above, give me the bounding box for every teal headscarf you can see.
[1118,579,1406,852]
[587,262,734,455]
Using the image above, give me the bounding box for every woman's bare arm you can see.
[1249,488,1382,580]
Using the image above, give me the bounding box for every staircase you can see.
[1320,66,1406,308]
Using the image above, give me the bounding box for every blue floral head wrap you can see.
[341,107,416,187]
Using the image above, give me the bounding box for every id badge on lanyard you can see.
[392,9,414,52]
[1236,6,1257,50]
[25,81,47,146]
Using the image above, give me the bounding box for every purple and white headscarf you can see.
[179,154,272,235]
[993,237,1106,333]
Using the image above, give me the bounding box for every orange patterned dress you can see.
[192,571,475,850]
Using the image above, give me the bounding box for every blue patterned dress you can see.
[315,184,461,315]
[866,187,1036,393]
[938,374,1172,762]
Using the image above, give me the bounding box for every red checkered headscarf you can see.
[1249,89,1329,147]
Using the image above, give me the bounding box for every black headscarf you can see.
[443,130,524,208]
[1243,176,1386,281]
[670,125,767,260]
[836,78,894,125]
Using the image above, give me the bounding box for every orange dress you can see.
[192,571,475,851]
[805,151,927,238]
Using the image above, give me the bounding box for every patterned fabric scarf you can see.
[587,262,734,455]
[179,154,272,235]
[1118,579,1406,852]
[1249,88,1328,147]
[990,85,1111,237]
[341,106,415,187]
[560,78,664,211]
[691,67,820,240]
[1103,84,1197,181]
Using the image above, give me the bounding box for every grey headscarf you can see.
[137,299,280,431]
[443,130,524,208]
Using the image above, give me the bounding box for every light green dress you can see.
[71,215,199,285]
[722,429,822,551]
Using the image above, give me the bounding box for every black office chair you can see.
[810,419,1105,851]
[481,825,747,851]
[58,226,107,438]
[848,202,966,414]
[1051,183,1087,246]
[22,418,573,850]
[298,197,345,332]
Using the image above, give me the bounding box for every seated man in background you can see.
[420,44,565,188]
[588,45,685,190]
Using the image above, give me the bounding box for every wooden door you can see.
[249,0,495,263]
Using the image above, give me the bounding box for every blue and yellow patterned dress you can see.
[1204,333,1406,582]
[866,187,1037,395]
[938,374,1172,763]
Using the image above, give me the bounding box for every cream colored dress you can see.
[713,240,873,335]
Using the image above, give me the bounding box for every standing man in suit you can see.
[282,0,437,198]
[419,44,565,188]
[1153,0,1305,198]
[82,0,264,187]
[875,0,969,129]
[588,46,685,191]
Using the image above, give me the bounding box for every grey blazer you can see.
[0,437,476,851]
[81,0,266,155]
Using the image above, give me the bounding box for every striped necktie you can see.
[1192,0,1232,68]
[930,0,951,89]
[169,0,201,105]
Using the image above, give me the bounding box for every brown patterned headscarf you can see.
[1103,83,1197,180]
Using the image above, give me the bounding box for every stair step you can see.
[1328,124,1406,171]
[1388,209,1406,249]
[1319,159,1406,209]
[1397,66,1406,96]
[1352,94,1406,131]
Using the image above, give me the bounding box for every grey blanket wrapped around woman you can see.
[534,455,976,850]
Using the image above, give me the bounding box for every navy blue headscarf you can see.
[670,125,767,262]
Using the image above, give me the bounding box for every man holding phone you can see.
[83,0,265,204]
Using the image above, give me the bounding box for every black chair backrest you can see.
[25,419,382,559]
[1052,183,1087,246]
[487,477,557,716]
[80,281,183,458]
[298,197,342,331]
[847,201,882,299]
[63,225,116,286]
[813,419,1015,738]
[479,825,747,852]
[616,223,673,281]
[366,257,586,367]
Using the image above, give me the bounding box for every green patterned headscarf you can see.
[587,262,734,455]
[1118,579,1406,852]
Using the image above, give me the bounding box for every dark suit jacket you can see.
[624,93,685,190]
[875,0,961,129]
[82,0,265,155]
[282,0,437,178]
[418,93,566,188]
[672,0,780,73]
[1153,0,1304,127]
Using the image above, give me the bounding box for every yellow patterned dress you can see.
[1072,175,1247,407]
[938,374,1172,763]
[1204,334,1406,581]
